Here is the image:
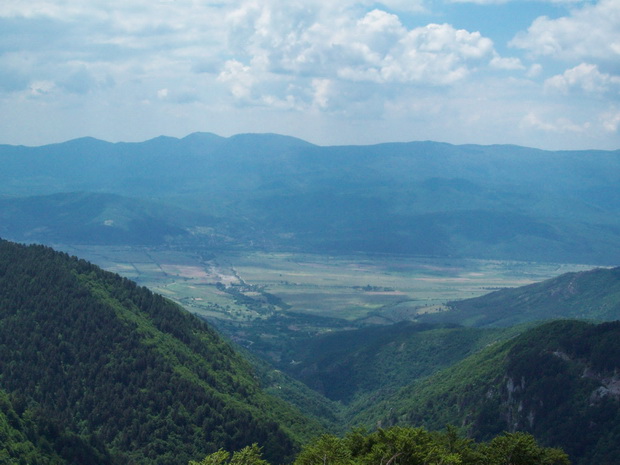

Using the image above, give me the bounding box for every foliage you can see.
[279,321,509,407]
[1,237,619,464]
[0,388,111,465]
[0,239,320,464]
[189,444,269,465]
[353,320,620,465]
[481,432,569,465]
[195,426,569,465]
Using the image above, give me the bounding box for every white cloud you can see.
[224,5,498,90]
[0,0,618,150]
[0,1,508,105]
[217,60,255,101]
[521,112,590,133]
[602,110,620,132]
[545,63,620,94]
[526,63,543,78]
[511,0,620,64]
[29,80,55,96]
[311,78,332,109]
[450,0,582,3]
[490,55,524,70]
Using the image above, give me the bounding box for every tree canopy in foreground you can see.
[191,426,570,465]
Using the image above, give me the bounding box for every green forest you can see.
[3,238,620,464]
[0,239,316,464]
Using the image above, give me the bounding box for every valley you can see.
[2,134,620,464]
[55,244,594,360]
[2,238,618,464]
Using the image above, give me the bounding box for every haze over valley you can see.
[2,131,620,464]
[3,0,620,462]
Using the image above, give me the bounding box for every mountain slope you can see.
[421,266,620,327]
[0,387,113,464]
[0,192,214,245]
[278,322,511,406]
[358,320,620,465]
[0,239,320,464]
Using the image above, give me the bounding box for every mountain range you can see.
[2,133,620,263]
[3,132,620,464]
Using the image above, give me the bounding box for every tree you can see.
[194,428,570,465]
[294,434,352,465]
[190,444,269,465]
[481,432,570,465]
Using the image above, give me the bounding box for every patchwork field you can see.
[59,245,594,325]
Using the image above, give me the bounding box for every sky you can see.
[1,0,619,150]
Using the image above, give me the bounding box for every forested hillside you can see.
[0,237,573,465]
[421,266,620,327]
[0,239,319,464]
[0,387,113,465]
[357,320,620,465]
[277,322,513,409]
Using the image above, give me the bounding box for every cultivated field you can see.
[59,245,594,325]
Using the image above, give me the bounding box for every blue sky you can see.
[0,0,619,150]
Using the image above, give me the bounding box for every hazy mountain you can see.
[0,192,215,245]
[420,266,620,327]
[0,239,321,464]
[2,133,620,263]
[356,320,620,465]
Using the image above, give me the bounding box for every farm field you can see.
[59,245,594,325]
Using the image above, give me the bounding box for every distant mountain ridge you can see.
[0,192,205,245]
[2,133,620,263]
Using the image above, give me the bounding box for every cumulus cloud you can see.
[490,55,524,70]
[545,63,620,95]
[311,78,332,109]
[602,110,620,132]
[29,80,55,97]
[511,0,620,64]
[521,112,590,133]
[1,0,618,150]
[222,4,499,102]
[218,60,255,101]
[526,63,543,78]
[450,0,582,3]
[0,0,510,107]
